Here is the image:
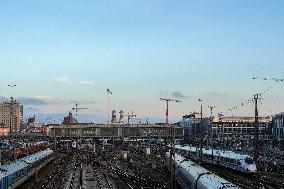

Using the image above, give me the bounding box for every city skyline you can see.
[1,0,284,123]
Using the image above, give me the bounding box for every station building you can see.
[212,116,270,140]
[48,123,184,139]
[271,113,284,139]
[181,114,271,140]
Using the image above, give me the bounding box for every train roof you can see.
[0,160,27,180]
[0,149,53,179]
[21,149,53,164]
[174,153,238,188]
[175,145,252,160]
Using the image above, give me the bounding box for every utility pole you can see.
[160,98,181,189]
[199,99,203,164]
[208,106,215,164]
[217,113,223,142]
[254,94,260,161]
[107,89,112,125]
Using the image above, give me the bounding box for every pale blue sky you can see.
[0,0,284,123]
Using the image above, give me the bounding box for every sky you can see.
[0,0,284,123]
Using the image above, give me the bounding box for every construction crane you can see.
[160,98,181,189]
[160,98,181,127]
[72,103,88,116]
[208,105,216,117]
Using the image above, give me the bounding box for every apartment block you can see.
[0,99,23,132]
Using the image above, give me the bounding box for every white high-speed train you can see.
[165,152,239,189]
[174,145,257,173]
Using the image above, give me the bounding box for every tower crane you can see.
[160,98,181,127]
[160,98,181,189]
[72,103,88,116]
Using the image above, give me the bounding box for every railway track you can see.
[101,144,170,188]
[125,161,167,188]
[98,150,148,189]
[108,163,144,189]
[41,165,68,189]
[96,147,139,189]
[203,163,284,189]
[126,146,169,188]
[259,177,284,189]
[40,151,82,189]
[64,163,82,189]
[93,160,113,189]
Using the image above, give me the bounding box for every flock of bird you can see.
[223,77,284,116]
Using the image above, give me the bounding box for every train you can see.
[165,152,239,189]
[174,145,257,173]
[0,149,53,189]
[12,141,49,158]
[0,142,11,150]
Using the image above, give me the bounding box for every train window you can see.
[245,157,254,164]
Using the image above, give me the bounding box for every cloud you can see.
[18,96,59,106]
[158,90,170,96]
[51,76,94,86]
[51,76,71,83]
[70,100,96,105]
[23,112,105,124]
[24,106,41,112]
[172,91,188,99]
[79,80,94,85]
[0,96,8,101]
[206,92,228,98]
[158,90,188,99]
